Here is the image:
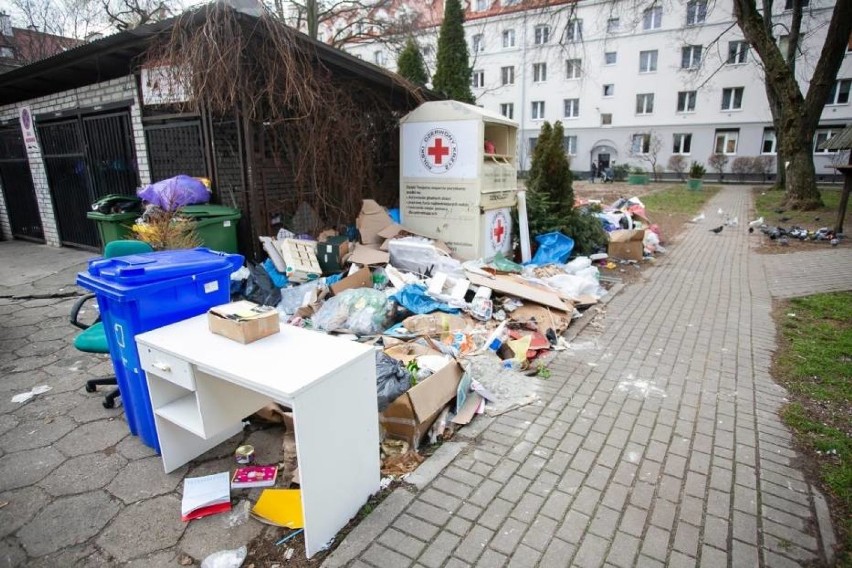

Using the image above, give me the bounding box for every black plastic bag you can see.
[244,263,282,306]
[376,351,413,412]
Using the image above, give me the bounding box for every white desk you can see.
[135,315,379,558]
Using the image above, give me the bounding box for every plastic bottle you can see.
[485,321,509,353]
[470,286,493,321]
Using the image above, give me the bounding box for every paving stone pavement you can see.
[324,186,848,568]
[762,248,852,299]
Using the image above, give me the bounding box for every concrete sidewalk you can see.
[0,241,92,298]
[324,186,848,567]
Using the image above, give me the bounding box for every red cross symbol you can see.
[492,216,505,243]
[427,137,450,165]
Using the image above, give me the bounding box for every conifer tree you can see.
[431,0,474,103]
[397,37,428,87]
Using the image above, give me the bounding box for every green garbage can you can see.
[180,204,241,253]
[87,211,140,249]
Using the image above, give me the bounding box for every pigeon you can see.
[691,213,705,223]
[748,227,754,234]
[726,216,738,227]
[779,236,789,246]
[710,226,724,234]
[748,216,764,227]
[717,208,724,216]
[831,238,839,247]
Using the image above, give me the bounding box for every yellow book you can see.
[250,489,304,528]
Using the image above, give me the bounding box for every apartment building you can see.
[343,0,851,178]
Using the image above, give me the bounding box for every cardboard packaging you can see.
[278,239,322,283]
[356,200,394,246]
[607,229,646,261]
[329,266,373,296]
[316,236,350,274]
[380,359,464,449]
[208,301,280,344]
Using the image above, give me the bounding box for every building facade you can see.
[344,0,851,178]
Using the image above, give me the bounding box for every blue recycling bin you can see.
[77,248,243,452]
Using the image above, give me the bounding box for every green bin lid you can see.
[180,204,240,218]
[86,211,139,221]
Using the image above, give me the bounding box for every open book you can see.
[181,472,231,521]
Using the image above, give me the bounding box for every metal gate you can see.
[145,120,208,182]
[39,111,138,249]
[0,127,44,241]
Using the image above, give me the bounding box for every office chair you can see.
[71,240,154,408]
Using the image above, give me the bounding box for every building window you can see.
[529,137,538,154]
[0,46,13,58]
[721,87,744,110]
[761,129,776,154]
[472,70,485,88]
[531,101,545,120]
[533,62,547,82]
[715,129,739,154]
[686,0,707,25]
[603,84,614,97]
[500,103,514,119]
[563,136,578,155]
[566,19,582,42]
[681,45,702,69]
[607,18,620,33]
[601,113,613,125]
[727,41,748,64]
[501,66,515,85]
[643,5,662,30]
[636,93,655,115]
[564,98,580,118]
[632,133,651,154]
[639,50,658,73]
[673,133,692,154]
[604,51,617,65]
[814,129,839,153]
[826,79,851,105]
[785,0,809,8]
[502,29,516,48]
[475,0,488,10]
[373,50,384,65]
[566,58,582,79]
[422,45,433,57]
[472,34,484,53]
[677,90,697,112]
[534,24,550,45]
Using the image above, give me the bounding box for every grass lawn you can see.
[641,184,722,215]
[775,292,852,564]
[753,186,850,230]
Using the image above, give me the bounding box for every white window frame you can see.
[681,45,702,69]
[472,34,484,53]
[475,0,487,11]
[531,101,545,120]
[761,129,777,154]
[686,0,707,26]
[502,29,516,49]
[715,130,739,155]
[639,50,658,73]
[643,6,662,30]
[500,103,514,119]
[603,84,614,97]
[604,51,617,65]
[636,93,655,115]
[727,41,748,65]
[601,113,613,126]
[677,90,697,113]
[721,87,744,111]
[533,62,547,83]
[534,24,550,45]
[563,136,578,155]
[826,79,851,105]
[373,50,384,65]
[607,18,620,33]
[501,66,515,86]
[472,70,485,88]
[673,133,692,155]
[566,19,582,42]
[565,58,582,79]
[563,98,580,119]
[814,129,839,154]
[632,133,651,154]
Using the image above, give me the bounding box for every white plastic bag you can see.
[200,546,247,568]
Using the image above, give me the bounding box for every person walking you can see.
[591,161,598,183]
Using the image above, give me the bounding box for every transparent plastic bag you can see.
[313,288,392,335]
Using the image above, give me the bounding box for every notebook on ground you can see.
[181,472,231,521]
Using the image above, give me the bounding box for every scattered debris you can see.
[10,385,52,404]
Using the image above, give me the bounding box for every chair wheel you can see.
[103,399,115,409]
[85,384,97,393]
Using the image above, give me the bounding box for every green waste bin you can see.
[87,211,139,250]
[180,204,241,253]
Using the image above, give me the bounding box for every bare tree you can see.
[8,0,105,43]
[627,131,663,181]
[667,154,687,181]
[102,0,173,31]
[708,152,729,181]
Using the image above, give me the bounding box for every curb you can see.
[811,484,837,566]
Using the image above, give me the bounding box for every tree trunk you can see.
[306,0,318,40]
[783,131,823,210]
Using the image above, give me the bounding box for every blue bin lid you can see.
[78,248,243,289]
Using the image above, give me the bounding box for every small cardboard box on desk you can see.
[208,301,280,344]
[607,229,646,262]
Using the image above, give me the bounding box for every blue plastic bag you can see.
[530,232,574,265]
[137,175,210,210]
[391,284,460,315]
[262,258,289,288]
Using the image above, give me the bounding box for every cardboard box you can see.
[356,200,394,246]
[208,301,280,344]
[316,237,350,274]
[380,359,464,449]
[607,229,646,261]
[329,266,373,296]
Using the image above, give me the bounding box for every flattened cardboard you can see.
[608,239,645,261]
[466,272,572,312]
[509,304,572,333]
[380,359,464,448]
[608,229,645,243]
[348,244,390,266]
[329,267,373,295]
[383,339,443,364]
[356,200,394,246]
[402,313,469,336]
[208,301,280,344]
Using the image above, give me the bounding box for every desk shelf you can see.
[154,393,204,437]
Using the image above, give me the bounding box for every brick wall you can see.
[0,75,150,247]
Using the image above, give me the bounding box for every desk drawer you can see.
[139,346,195,390]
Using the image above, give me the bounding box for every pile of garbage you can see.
[582,196,667,263]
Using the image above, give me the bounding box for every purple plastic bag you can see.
[137,175,210,211]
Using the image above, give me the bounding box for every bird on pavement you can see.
[748,216,764,227]
[710,226,724,234]
[748,227,754,234]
